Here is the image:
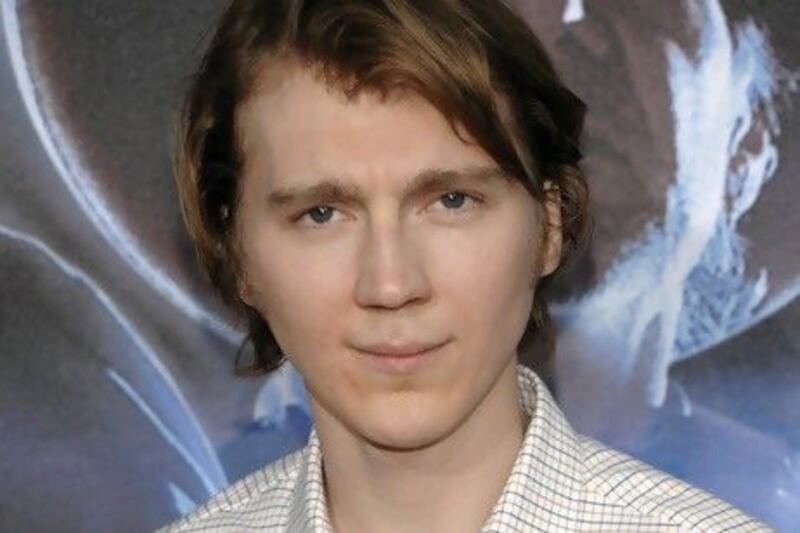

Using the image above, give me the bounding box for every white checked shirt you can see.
[159,365,771,532]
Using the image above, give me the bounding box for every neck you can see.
[315,360,529,533]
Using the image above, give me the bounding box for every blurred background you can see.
[0,0,798,531]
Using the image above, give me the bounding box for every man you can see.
[161,0,769,531]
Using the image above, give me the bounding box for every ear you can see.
[539,181,563,277]
[237,273,255,307]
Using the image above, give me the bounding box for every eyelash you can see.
[292,190,483,227]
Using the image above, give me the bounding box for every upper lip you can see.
[354,340,447,357]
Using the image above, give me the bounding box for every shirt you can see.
[158,364,771,532]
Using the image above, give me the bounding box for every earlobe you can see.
[237,276,254,306]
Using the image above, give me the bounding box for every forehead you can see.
[235,62,498,188]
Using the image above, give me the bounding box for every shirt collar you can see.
[287,364,585,532]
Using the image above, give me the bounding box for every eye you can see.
[432,191,481,214]
[294,205,342,226]
[292,191,482,228]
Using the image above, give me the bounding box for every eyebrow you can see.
[265,165,510,209]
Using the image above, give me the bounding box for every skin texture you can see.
[235,61,562,532]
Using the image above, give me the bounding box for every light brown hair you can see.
[175,0,591,376]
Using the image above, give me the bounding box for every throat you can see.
[322,401,529,533]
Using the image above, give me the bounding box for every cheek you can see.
[433,213,538,349]
[243,235,350,362]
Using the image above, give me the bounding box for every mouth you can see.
[353,339,450,358]
[352,339,451,373]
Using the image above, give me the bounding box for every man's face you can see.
[235,63,559,451]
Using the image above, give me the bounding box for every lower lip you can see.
[357,342,447,373]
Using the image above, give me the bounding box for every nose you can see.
[353,219,431,310]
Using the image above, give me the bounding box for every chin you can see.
[356,409,458,452]
[362,429,445,453]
